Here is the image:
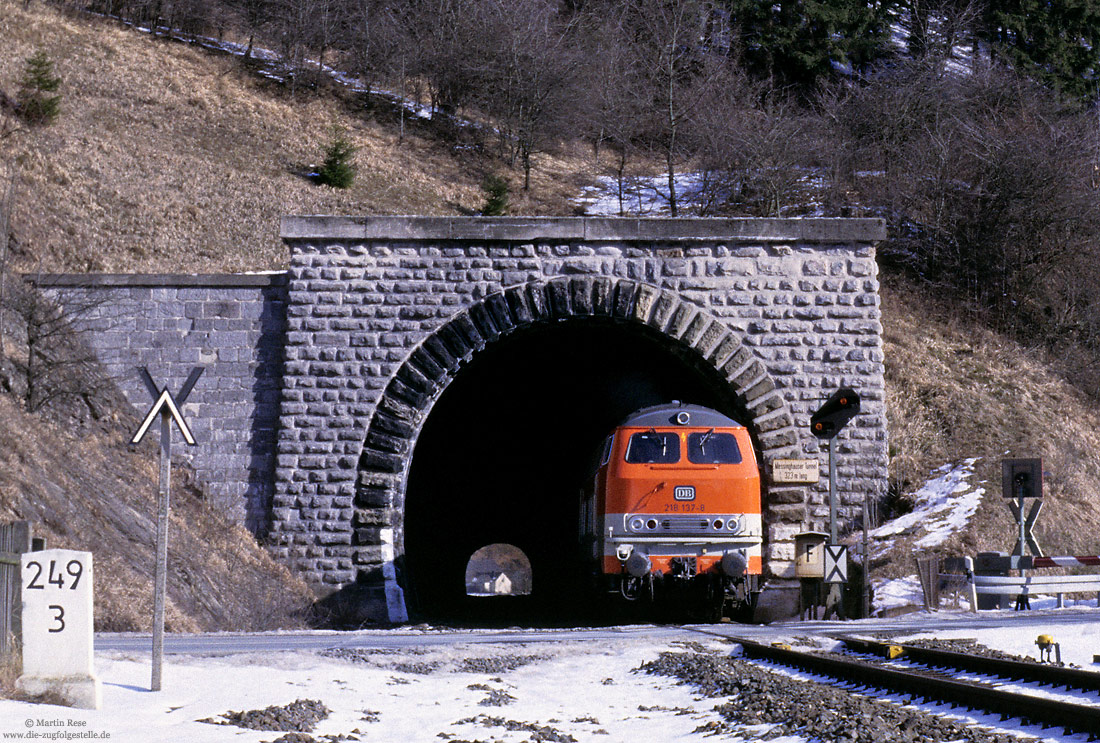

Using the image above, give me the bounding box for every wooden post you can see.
[965,556,977,612]
[862,494,870,618]
[151,411,171,692]
[0,521,32,656]
[916,557,937,610]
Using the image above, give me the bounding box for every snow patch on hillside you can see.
[870,459,985,556]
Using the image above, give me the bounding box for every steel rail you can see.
[838,635,1100,694]
[733,637,1100,738]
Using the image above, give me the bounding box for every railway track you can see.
[838,635,1100,694]
[733,636,1100,739]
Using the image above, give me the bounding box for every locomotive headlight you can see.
[629,517,645,532]
[726,517,742,533]
[646,518,658,530]
[712,519,724,530]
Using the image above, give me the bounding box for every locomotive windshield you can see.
[687,431,742,464]
[625,431,679,463]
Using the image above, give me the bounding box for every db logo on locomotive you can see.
[673,486,696,501]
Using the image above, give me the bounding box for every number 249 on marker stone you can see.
[25,559,84,591]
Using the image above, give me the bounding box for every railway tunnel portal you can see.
[36,216,888,624]
[278,216,888,624]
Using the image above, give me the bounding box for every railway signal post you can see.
[1003,458,1043,559]
[130,366,203,691]
[810,388,861,619]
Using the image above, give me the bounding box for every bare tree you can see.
[834,61,1100,357]
[617,0,715,216]
[224,0,272,61]
[4,277,108,414]
[270,0,314,92]
[394,0,487,120]
[306,0,341,77]
[0,170,15,365]
[689,66,822,216]
[338,0,400,93]
[577,10,650,213]
[475,0,583,190]
[900,0,982,65]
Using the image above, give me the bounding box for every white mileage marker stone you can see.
[18,549,100,709]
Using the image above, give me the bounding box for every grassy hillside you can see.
[880,283,1100,574]
[0,390,313,633]
[2,0,1100,632]
[0,2,587,275]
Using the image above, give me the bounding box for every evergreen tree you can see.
[480,175,509,216]
[17,50,61,126]
[722,0,894,92]
[317,127,357,188]
[979,0,1100,103]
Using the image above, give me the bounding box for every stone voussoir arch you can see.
[354,275,798,610]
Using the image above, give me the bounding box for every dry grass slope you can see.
[0,2,585,274]
[880,283,1100,578]
[0,392,314,633]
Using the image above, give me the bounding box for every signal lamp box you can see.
[795,531,829,579]
[1002,458,1042,499]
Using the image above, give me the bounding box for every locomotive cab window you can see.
[599,435,615,466]
[687,430,742,464]
[625,431,680,463]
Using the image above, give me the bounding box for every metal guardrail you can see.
[927,556,1100,612]
[972,572,1100,609]
[941,559,1100,612]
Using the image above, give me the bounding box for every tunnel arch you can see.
[356,276,797,621]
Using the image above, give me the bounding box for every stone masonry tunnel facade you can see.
[39,217,888,623]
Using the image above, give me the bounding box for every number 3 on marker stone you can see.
[47,604,65,633]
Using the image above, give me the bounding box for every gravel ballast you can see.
[639,647,1041,743]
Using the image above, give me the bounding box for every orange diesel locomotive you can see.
[579,403,763,619]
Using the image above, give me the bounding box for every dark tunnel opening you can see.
[401,318,755,624]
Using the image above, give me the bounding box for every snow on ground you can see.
[872,575,927,614]
[0,637,739,743]
[575,174,709,217]
[870,458,985,556]
[5,615,1100,742]
[572,171,828,218]
[899,612,1100,670]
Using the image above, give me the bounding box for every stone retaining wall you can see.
[34,274,287,531]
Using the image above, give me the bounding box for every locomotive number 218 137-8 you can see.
[663,503,705,512]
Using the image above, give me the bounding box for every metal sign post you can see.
[827,438,838,543]
[130,366,202,692]
[1003,458,1044,559]
[809,388,861,620]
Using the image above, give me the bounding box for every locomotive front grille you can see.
[624,514,746,535]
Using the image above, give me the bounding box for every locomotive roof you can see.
[616,403,743,429]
